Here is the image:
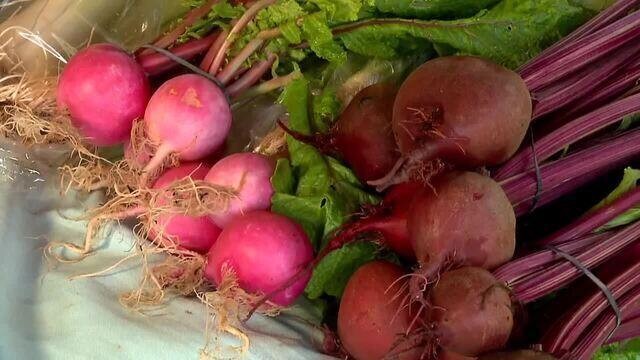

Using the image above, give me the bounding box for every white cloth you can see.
[0,140,332,360]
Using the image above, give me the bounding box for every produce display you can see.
[1,0,640,359]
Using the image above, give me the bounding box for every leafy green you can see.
[593,167,640,231]
[309,0,364,23]
[305,241,378,298]
[594,339,640,360]
[270,78,383,298]
[618,113,640,132]
[302,12,348,63]
[271,77,378,248]
[179,0,245,42]
[337,0,588,68]
[375,0,500,19]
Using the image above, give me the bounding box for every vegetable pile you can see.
[1,0,640,359]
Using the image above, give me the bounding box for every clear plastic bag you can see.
[0,0,187,77]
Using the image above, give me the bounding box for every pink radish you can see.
[141,74,231,182]
[205,152,275,227]
[151,163,221,253]
[57,43,151,146]
[205,210,314,306]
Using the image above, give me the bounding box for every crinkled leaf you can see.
[375,0,500,19]
[255,0,305,29]
[311,89,340,132]
[338,0,588,68]
[594,339,640,360]
[593,167,640,231]
[271,193,325,247]
[305,241,378,299]
[302,12,348,63]
[211,0,245,18]
[309,0,363,23]
[271,158,295,194]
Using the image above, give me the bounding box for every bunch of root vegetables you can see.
[3,0,640,359]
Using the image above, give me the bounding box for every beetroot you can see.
[426,267,514,357]
[371,56,531,189]
[408,171,516,277]
[279,83,400,182]
[338,261,422,360]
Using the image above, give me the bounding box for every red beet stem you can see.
[227,54,276,97]
[495,92,640,180]
[500,129,640,216]
[137,33,218,76]
[518,0,640,78]
[541,253,640,354]
[493,232,608,283]
[138,0,218,56]
[539,187,640,246]
[521,9,640,92]
[569,284,640,359]
[509,221,640,303]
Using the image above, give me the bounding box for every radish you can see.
[204,152,275,227]
[204,211,314,306]
[57,43,151,146]
[370,56,531,190]
[338,261,422,360]
[141,74,231,183]
[409,171,516,278]
[150,163,222,253]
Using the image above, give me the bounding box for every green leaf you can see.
[594,339,640,360]
[302,12,348,64]
[593,167,640,231]
[375,0,500,19]
[305,241,378,299]
[311,89,341,132]
[309,0,364,23]
[271,158,295,194]
[255,0,305,29]
[211,0,245,18]
[338,0,588,68]
[271,193,325,247]
[618,113,640,131]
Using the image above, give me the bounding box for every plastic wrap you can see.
[0,0,187,77]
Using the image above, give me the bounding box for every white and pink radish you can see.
[141,74,231,183]
[57,44,151,146]
[204,152,275,227]
[151,163,221,253]
[205,211,314,306]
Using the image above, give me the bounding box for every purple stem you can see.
[569,285,640,360]
[493,232,608,283]
[607,313,640,344]
[510,221,640,303]
[531,45,640,120]
[500,129,640,215]
[137,34,217,76]
[567,58,640,118]
[495,92,640,180]
[542,256,640,353]
[522,10,640,92]
[226,54,276,98]
[540,187,640,246]
[518,0,640,77]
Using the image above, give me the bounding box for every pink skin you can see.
[150,163,222,253]
[205,211,314,306]
[57,44,151,146]
[143,74,231,176]
[205,152,275,228]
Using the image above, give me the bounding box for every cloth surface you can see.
[0,140,332,360]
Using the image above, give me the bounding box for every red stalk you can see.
[495,92,640,180]
[518,0,640,77]
[227,54,276,97]
[200,30,228,72]
[540,187,640,246]
[137,33,218,76]
[507,221,640,303]
[500,129,640,216]
[138,0,219,56]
